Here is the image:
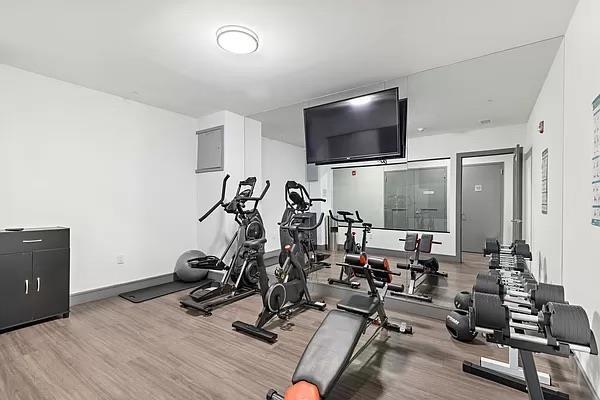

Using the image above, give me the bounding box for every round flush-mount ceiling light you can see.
[216,25,259,54]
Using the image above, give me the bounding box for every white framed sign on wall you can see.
[592,94,600,227]
[541,148,548,215]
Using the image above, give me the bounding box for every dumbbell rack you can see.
[467,324,596,400]
[465,242,556,397]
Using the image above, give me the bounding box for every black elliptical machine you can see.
[232,212,327,343]
[180,174,270,315]
[278,180,329,275]
[327,210,370,289]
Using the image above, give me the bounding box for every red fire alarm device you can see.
[352,170,356,176]
[538,121,544,134]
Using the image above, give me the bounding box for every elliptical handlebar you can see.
[285,180,325,210]
[236,180,271,216]
[199,174,230,222]
[198,175,270,222]
[238,180,271,202]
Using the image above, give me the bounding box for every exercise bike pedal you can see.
[308,301,327,311]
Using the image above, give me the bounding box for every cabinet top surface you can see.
[1,227,69,234]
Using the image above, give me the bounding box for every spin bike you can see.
[279,180,329,275]
[327,210,371,289]
[180,174,270,315]
[232,213,327,343]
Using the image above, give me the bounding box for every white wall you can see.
[244,118,262,183]
[408,124,525,160]
[560,0,600,394]
[524,42,565,285]
[260,137,307,253]
[332,166,387,227]
[0,64,198,293]
[311,124,525,256]
[194,112,265,257]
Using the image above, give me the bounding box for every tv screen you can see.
[304,88,406,165]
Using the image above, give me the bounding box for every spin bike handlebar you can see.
[199,174,231,222]
[328,210,363,224]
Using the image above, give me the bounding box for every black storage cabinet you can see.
[0,227,70,331]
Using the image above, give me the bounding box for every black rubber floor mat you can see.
[119,280,211,303]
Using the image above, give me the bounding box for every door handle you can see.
[37,277,41,292]
[25,279,29,295]
[22,239,43,243]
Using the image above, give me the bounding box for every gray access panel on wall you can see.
[196,125,224,173]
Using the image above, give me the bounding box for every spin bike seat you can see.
[243,238,267,250]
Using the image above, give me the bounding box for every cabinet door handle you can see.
[25,279,29,295]
[22,239,43,243]
[37,277,41,292]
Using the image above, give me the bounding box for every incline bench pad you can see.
[292,310,368,398]
[337,294,380,316]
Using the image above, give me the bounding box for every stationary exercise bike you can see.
[180,174,270,315]
[232,212,327,343]
[278,180,329,275]
[328,210,371,289]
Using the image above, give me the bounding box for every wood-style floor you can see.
[292,250,489,309]
[0,286,594,399]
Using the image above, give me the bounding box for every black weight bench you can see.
[267,253,411,400]
[291,310,367,398]
[337,293,380,316]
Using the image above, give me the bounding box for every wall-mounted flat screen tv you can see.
[304,88,406,165]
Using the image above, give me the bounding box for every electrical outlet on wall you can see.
[116,255,125,265]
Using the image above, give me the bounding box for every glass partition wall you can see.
[250,38,563,312]
[331,162,449,232]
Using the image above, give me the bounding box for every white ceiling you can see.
[252,38,563,146]
[0,0,577,119]
[406,37,563,136]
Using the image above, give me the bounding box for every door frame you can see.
[523,148,533,247]
[456,147,517,262]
